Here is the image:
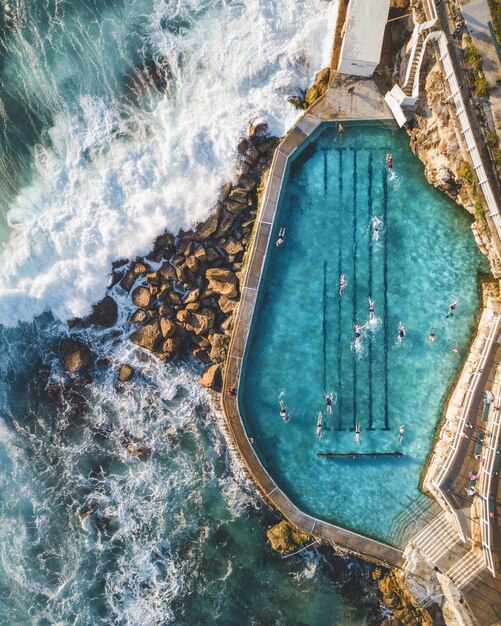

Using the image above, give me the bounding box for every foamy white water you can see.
[0,0,336,326]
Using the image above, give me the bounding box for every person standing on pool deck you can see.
[398,424,405,443]
[325,394,333,413]
[339,274,348,295]
[446,300,458,318]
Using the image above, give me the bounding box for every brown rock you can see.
[131,309,148,324]
[199,363,222,389]
[183,288,200,304]
[191,202,222,240]
[243,146,260,165]
[176,308,215,335]
[205,268,239,299]
[266,521,309,555]
[214,210,236,238]
[186,302,200,311]
[87,295,118,327]
[208,333,228,362]
[227,187,248,204]
[130,321,162,351]
[221,316,234,334]
[185,254,199,273]
[169,292,183,307]
[162,336,182,353]
[60,338,92,373]
[158,304,174,317]
[146,272,161,286]
[193,347,212,363]
[118,364,134,382]
[237,138,250,154]
[193,244,207,262]
[177,240,193,257]
[119,261,151,292]
[221,237,244,256]
[225,200,249,215]
[132,286,152,308]
[205,246,220,262]
[160,317,177,338]
[108,271,123,289]
[249,119,268,140]
[159,262,177,282]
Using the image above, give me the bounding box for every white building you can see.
[337,0,391,78]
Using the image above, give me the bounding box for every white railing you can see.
[432,316,500,542]
[478,400,501,576]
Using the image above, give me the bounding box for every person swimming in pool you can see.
[398,424,405,443]
[354,423,361,444]
[386,153,394,172]
[354,324,362,338]
[371,217,381,241]
[276,227,286,247]
[397,322,406,344]
[325,394,333,413]
[368,297,375,320]
[279,399,289,421]
[339,274,348,295]
[446,300,458,318]
[316,412,323,439]
[428,329,436,342]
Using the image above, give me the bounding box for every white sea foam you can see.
[0,0,337,326]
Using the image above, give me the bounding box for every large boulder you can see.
[205,268,239,299]
[120,260,151,292]
[208,333,228,362]
[131,309,148,324]
[60,338,92,373]
[266,521,309,555]
[176,308,215,335]
[159,317,177,338]
[87,295,118,327]
[130,321,162,351]
[218,295,238,314]
[132,286,152,308]
[118,364,134,382]
[199,363,222,389]
[189,202,222,241]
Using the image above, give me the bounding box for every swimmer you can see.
[371,217,381,242]
[452,342,458,354]
[338,122,344,140]
[279,399,289,421]
[325,394,333,413]
[276,227,286,247]
[428,329,436,342]
[316,412,323,439]
[386,153,394,173]
[368,297,375,320]
[397,322,406,344]
[446,300,458,318]
[398,424,405,443]
[354,324,362,339]
[354,422,361,444]
[339,273,348,295]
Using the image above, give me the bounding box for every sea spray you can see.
[0,0,337,326]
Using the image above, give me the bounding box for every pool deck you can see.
[222,77,403,568]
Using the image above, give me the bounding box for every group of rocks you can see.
[58,123,277,391]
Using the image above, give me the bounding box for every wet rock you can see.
[237,138,250,155]
[158,304,175,317]
[159,317,177,338]
[118,364,134,382]
[225,200,249,215]
[199,363,222,389]
[218,295,238,314]
[189,202,222,241]
[193,243,208,262]
[120,260,151,292]
[183,288,200,305]
[162,336,182,353]
[305,67,330,107]
[131,309,148,324]
[227,187,248,204]
[168,292,183,307]
[208,332,228,362]
[206,268,239,299]
[288,95,306,110]
[266,521,309,555]
[185,254,199,273]
[249,119,268,140]
[87,295,118,327]
[112,259,129,270]
[146,272,161,286]
[379,571,434,626]
[193,347,212,363]
[176,308,215,335]
[220,316,234,334]
[130,321,162,351]
[221,237,244,257]
[159,262,177,282]
[132,286,152,308]
[60,338,92,373]
[108,271,123,289]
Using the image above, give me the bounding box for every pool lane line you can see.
[382,164,390,431]
[350,148,358,432]
[323,149,328,198]
[367,152,376,431]
[323,260,327,395]
[337,148,345,431]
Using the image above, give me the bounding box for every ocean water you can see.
[0,0,392,624]
[240,122,489,545]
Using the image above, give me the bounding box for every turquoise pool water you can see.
[240,121,488,545]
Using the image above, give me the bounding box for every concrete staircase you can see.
[446,550,486,589]
[402,36,424,96]
[411,512,463,565]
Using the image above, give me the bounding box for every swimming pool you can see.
[239,121,488,545]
